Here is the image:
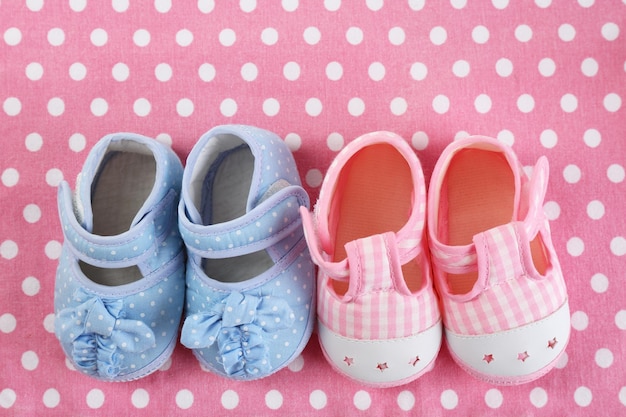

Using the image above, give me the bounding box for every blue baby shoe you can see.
[179,125,315,380]
[54,133,185,381]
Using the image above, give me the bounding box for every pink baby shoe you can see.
[427,135,570,385]
[300,131,442,388]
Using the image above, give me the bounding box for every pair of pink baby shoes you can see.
[300,131,570,387]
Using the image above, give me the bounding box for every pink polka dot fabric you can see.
[1,0,625,415]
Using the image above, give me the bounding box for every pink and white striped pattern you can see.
[317,232,440,340]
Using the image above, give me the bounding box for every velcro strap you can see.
[180,185,309,258]
[57,182,176,268]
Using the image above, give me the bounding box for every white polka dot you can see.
[408,0,425,10]
[263,98,280,116]
[433,95,450,114]
[590,272,609,293]
[440,389,458,410]
[611,236,626,256]
[594,348,614,368]
[535,0,551,7]
[515,24,533,42]
[133,98,151,117]
[410,62,428,80]
[347,97,365,116]
[288,354,304,371]
[303,26,321,45]
[305,98,322,117]
[0,240,18,260]
[43,388,60,408]
[566,236,584,256]
[578,0,594,6]
[284,133,302,151]
[558,23,576,41]
[4,27,22,46]
[346,27,363,45]
[65,357,76,371]
[539,129,557,149]
[155,0,171,12]
[221,390,239,410]
[282,0,298,11]
[492,0,509,9]
[604,93,622,112]
[45,240,62,260]
[353,390,371,410]
[240,62,258,81]
[555,350,568,369]
[47,97,65,117]
[472,25,489,43]
[485,388,503,409]
[154,63,172,82]
[529,387,548,408]
[538,58,556,77]
[43,313,55,333]
[265,390,283,410]
[497,130,514,146]
[581,128,601,148]
[86,389,105,409]
[561,93,578,112]
[69,0,87,11]
[496,58,513,77]
[366,0,383,10]
[112,0,129,12]
[22,276,41,296]
[261,27,278,45]
[198,0,215,13]
[131,389,149,408]
[388,27,405,45]
[586,200,605,220]
[21,350,38,370]
[607,164,625,183]
[455,130,469,141]
[517,94,535,113]
[390,97,408,116]
[430,26,447,45]
[176,29,193,47]
[176,389,194,409]
[68,133,86,152]
[574,386,592,407]
[69,62,87,81]
[2,168,19,187]
[47,28,65,46]
[601,22,619,41]
[543,201,560,220]
[409,131,428,151]
[198,63,216,82]
[616,310,626,330]
[324,0,340,10]
[326,132,344,151]
[0,313,17,333]
[3,97,21,116]
[563,164,581,183]
[474,94,492,114]
[0,389,17,409]
[620,387,626,406]
[132,29,150,47]
[177,98,194,117]
[112,63,129,81]
[305,169,323,187]
[571,310,589,330]
[326,61,343,81]
[452,60,470,78]
[25,133,43,152]
[309,389,327,410]
[368,62,385,81]
[90,28,108,47]
[46,168,63,187]
[26,62,44,81]
[283,61,301,81]
[397,391,415,411]
[91,98,109,116]
[581,57,598,77]
[240,0,256,12]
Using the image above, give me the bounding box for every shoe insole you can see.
[330,144,422,296]
[201,145,274,283]
[81,150,156,286]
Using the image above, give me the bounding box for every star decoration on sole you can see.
[547,337,558,349]
[517,351,530,362]
[343,356,354,366]
[409,356,420,366]
[376,362,388,372]
[483,354,494,364]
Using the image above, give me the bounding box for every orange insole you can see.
[329,144,422,296]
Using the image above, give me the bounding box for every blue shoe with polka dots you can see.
[54,133,185,381]
[179,125,315,380]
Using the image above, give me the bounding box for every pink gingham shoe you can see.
[427,136,570,385]
[300,131,442,388]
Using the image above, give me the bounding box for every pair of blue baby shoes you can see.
[54,125,315,381]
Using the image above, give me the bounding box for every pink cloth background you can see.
[1,1,625,415]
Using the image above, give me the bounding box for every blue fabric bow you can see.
[55,288,156,378]
[181,292,295,377]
